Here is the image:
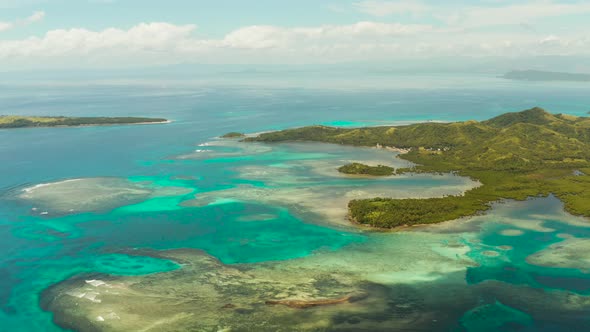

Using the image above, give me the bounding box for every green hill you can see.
[482,107,560,127]
[246,108,590,228]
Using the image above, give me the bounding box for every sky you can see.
[1,0,590,71]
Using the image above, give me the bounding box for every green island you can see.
[245,107,590,228]
[338,162,394,176]
[502,70,590,82]
[221,132,246,138]
[0,115,168,129]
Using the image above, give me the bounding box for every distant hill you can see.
[502,70,590,82]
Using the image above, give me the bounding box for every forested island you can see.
[502,70,590,82]
[221,132,246,138]
[246,108,590,228]
[338,163,394,176]
[0,116,169,129]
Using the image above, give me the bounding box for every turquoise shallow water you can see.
[466,198,590,295]
[2,77,590,330]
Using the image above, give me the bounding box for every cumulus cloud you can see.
[0,18,589,68]
[0,10,45,32]
[25,10,45,24]
[1,23,201,56]
[0,22,12,32]
[222,22,433,50]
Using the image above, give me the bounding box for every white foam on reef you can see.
[84,292,101,303]
[86,279,107,287]
[21,178,83,194]
[66,291,87,298]
[176,139,272,160]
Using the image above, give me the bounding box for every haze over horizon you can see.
[1,0,590,73]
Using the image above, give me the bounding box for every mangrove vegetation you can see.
[221,132,246,138]
[246,107,590,228]
[338,163,394,176]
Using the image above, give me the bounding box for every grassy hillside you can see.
[246,108,590,228]
[0,116,168,129]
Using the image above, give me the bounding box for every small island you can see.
[502,70,590,82]
[245,107,590,228]
[338,163,394,176]
[221,132,246,138]
[0,116,169,129]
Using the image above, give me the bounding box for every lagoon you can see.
[3,77,590,330]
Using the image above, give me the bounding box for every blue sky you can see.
[1,0,590,70]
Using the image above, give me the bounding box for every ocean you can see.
[2,74,590,331]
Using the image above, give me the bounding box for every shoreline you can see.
[242,108,590,229]
[0,119,171,130]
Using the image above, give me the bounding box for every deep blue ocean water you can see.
[2,75,590,330]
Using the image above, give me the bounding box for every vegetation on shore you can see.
[246,107,590,228]
[0,116,168,129]
[502,70,590,82]
[221,132,246,138]
[338,163,394,176]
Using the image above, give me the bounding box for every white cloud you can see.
[0,22,13,32]
[0,10,45,32]
[223,26,285,49]
[221,22,433,50]
[0,23,201,58]
[25,11,45,24]
[0,19,589,68]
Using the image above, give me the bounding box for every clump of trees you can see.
[221,132,246,138]
[338,163,394,176]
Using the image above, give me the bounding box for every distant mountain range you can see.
[502,70,590,82]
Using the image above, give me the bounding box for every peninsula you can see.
[502,70,590,82]
[221,132,246,138]
[245,108,590,228]
[0,116,169,129]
